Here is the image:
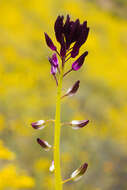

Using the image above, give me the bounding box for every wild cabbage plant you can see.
[31,14,90,190]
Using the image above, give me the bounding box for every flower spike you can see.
[44,33,57,51]
[71,163,88,181]
[36,14,91,188]
[72,51,88,71]
[71,120,89,129]
[37,138,52,151]
[31,120,45,130]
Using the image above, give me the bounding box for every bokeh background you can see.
[0,0,127,189]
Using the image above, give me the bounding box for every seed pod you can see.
[31,120,46,130]
[71,163,88,181]
[61,80,80,98]
[37,138,52,151]
[71,120,89,129]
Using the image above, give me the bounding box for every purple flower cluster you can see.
[44,15,89,76]
[54,15,89,57]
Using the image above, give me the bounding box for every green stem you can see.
[54,65,64,190]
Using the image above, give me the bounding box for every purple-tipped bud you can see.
[72,51,88,71]
[71,163,88,181]
[44,33,57,51]
[37,138,52,151]
[71,120,89,130]
[31,120,45,130]
[49,160,55,172]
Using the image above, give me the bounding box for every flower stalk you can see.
[54,63,64,190]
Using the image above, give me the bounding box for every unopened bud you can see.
[37,138,52,151]
[44,33,57,51]
[31,120,45,130]
[71,163,88,181]
[72,51,88,71]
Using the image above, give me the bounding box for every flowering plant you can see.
[31,14,90,190]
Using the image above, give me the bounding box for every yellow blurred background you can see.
[0,0,127,189]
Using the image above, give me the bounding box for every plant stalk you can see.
[54,65,64,190]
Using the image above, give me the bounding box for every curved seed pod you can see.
[71,163,88,181]
[37,138,52,151]
[71,120,89,129]
[31,120,46,130]
[61,80,80,98]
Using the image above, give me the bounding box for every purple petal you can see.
[51,65,57,75]
[52,53,58,67]
[44,33,57,51]
[72,51,88,71]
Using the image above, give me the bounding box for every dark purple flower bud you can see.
[54,15,64,45]
[72,51,88,71]
[71,119,89,130]
[62,80,80,98]
[49,160,55,172]
[37,138,52,151]
[71,163,88,181]
[54,15,66,57]
[31,120,45,130]
[44,33,57,51]
[64,16,81,49]
[71,25,89,58]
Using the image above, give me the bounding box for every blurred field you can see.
[0,0,127,189]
